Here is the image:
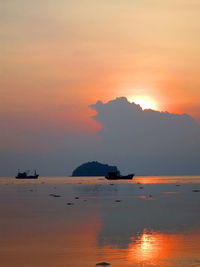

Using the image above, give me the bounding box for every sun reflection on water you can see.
[101,229,190,266]
[130,231,161,261]
[127,229,176,265]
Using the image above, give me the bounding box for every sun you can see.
[128,96,159,110]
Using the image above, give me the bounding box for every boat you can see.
[16,170,39,179]
[105,171,134,180]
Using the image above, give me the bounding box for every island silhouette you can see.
[72,161,120,176]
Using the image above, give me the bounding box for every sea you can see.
[0,176,200,267]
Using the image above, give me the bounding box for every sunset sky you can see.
[1,0,200,175]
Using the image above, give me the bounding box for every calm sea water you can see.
[0,176,200,267]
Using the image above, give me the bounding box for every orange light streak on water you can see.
[134,175,200,184]
[127,230,179,266]
[100,228,200,266]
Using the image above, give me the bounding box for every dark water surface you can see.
[0,176,200,267]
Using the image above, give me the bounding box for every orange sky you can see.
[1,0,200,137]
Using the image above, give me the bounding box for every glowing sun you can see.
[128,96,158,110]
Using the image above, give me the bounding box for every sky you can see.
[1,0,200,175]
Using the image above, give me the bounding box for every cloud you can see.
[90,97,200,175]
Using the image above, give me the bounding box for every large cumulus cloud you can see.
[90,97,200,175]
[1,97,199,176]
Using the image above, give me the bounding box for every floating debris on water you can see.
[96,262,110,266]
[49,194,61,197]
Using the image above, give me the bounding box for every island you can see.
[72,161,120,177]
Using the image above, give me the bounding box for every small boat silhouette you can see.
[16,170,39,179]
[105,171,134,180]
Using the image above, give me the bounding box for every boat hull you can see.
[105,174,134,180]
[15,175,39,179]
